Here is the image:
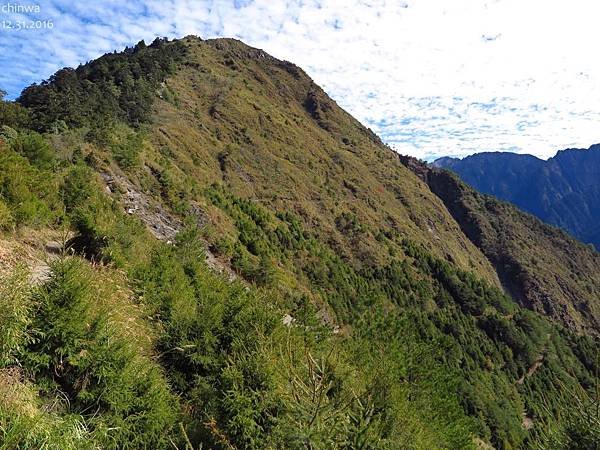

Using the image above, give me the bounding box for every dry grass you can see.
[0,368,37,418]
[87,266,157,356]
[0,228,69,277]
[140,37,501,288]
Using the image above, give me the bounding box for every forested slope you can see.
[402,155,600,334]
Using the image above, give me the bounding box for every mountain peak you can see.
[1,36,598,449]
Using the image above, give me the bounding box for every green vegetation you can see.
[413,161,600,333]
[0,142,61,227]
[18,38,187,132]
[203,186,599,448]
[11,131,56,169]
[108,124,145,169]
[1,37,598,449]
[0,90,29,129]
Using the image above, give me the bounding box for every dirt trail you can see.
[0,236,64,284]
[515,333,551,430]
[516,333,550,430]
[516,333,551,385]
[516,355,544,385]
[516,355,544,430]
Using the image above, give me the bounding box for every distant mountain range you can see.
[434,145,600,249]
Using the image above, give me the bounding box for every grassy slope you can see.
[1,37,598,449]
[150,37,500,285]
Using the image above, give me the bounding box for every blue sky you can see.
[1,0,599,160]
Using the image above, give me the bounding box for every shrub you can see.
[0,148,59,227]
[0,199,14,230]
[109,125,144,169]
[22,258,177,449]
[0,370,91,450]
[0,125,18,142]
[60,164,105,217]
[213,236,234,257]
[0,267,32,366]
[11,132,56,169]
[0,98,29,129]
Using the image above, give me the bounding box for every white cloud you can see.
[1,0,599,159]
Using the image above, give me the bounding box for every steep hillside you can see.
[403,156,600,333]
[149,37,500,285]
[0,36,598,449]
[434,146,600,249]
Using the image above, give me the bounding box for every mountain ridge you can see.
[434,145,600,249]
[0,36,598,449]
[401,154,600,333]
